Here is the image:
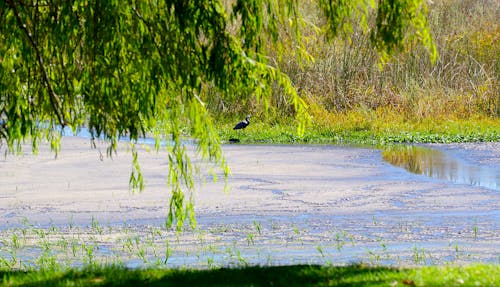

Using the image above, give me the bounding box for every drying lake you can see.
[0,137,498,268]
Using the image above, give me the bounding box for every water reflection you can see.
[382,145,499,191]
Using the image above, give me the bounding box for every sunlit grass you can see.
[217,109,500,145]
[1,264,498,287]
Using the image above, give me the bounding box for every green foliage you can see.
[1,264,498,286]
[0,0,436,227]
[218,112,500,145]
[373,0,437,63]
[318,0,437,63]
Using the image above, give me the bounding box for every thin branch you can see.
[6,0,66,126]
[132,6,165,59]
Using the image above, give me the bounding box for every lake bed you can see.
[0,138,498,268]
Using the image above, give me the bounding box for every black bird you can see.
[233,115,250,130]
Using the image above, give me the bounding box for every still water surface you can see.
[383,145,499,191]
[66,126,500,191]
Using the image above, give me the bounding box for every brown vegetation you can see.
[213,0,499,123]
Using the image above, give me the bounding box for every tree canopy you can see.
[0,0,436,228]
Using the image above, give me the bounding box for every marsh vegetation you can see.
[217,0,499,144]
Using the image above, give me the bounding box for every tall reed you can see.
[212,0,499,121]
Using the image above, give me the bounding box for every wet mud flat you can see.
[0,138,498,267]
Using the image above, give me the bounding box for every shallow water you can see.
[63,127,500,192]
[382,145,499,191]
[60,126,196,146]
[1,210,498,269]
[1,140,499,269]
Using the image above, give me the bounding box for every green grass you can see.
[1,264,498,287]
[218,113,500,145]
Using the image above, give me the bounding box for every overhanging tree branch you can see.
[6,0,66,126]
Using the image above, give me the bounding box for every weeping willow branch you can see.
[6,0,66,126]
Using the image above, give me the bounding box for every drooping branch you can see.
[6,0,66,126]
[132,7,165,60]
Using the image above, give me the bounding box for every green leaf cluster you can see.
[319,0,437,64]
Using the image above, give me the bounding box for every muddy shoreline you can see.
[0,138,498,266]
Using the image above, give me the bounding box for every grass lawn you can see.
[1,264,498,287]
